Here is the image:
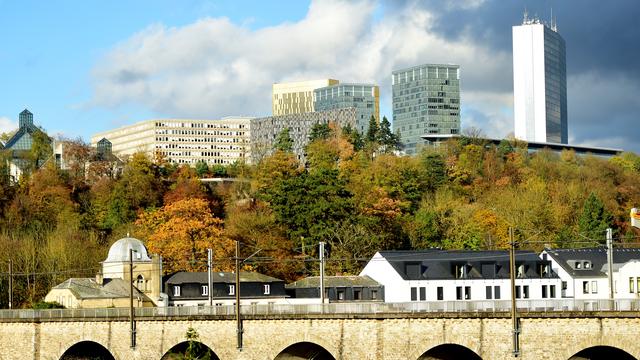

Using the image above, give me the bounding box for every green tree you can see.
[195,161,209,177]
[274,127,294,152]
[378,116,400,152]
[309,123,332,142]
[342,124,364,151]
[578,192,613,240]
[366,115,379,143]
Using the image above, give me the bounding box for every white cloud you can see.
[89,0,513,127]
[0,117,17,134]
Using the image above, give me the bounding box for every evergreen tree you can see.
[309,123,332,142]
[366,115,380,143]
[578,192,613,240]
[194,161,209,177]
[378,116,395,152]
[274,127,294,152]
[342,124,364,151]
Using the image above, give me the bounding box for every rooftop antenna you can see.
[523,8,529,24]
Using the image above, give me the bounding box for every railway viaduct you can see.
[0,312,638,360]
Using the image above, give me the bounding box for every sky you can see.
[1,0,639,152]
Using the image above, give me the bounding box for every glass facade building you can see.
[272,79,339,116]
[313,83,379,134]
[392,64,461,155]
[513,17,567,144]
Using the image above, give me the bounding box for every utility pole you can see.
[319,242,325,305]
[606,228,614,309]
[208,248,213,307]
[509,227,520,357]
[235,241,243,350]
[8,260,13,310]
[129,248,136,349]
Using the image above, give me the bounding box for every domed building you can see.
[45,236,163,308]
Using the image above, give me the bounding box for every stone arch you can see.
[568,345,637,360]
[160,340,220,360]
[417,343,482,360]
[59,340,115,360]
[273,341,337,360]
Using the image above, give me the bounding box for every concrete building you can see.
[272,79,339,116]
[513,13,568,144]
[90,117,252,166]
[250,108,356,163]
[542,248,640,303]
[314,83,379,134]
[392,64,461,155]
[360,250,560,303]
[45,236,163,308]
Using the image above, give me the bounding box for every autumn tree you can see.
[137,198,233,272]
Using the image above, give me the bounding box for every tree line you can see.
[0,120,639,308]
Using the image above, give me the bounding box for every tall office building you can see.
[513,14,567,144]
[272,79,339,116]
[392,64,460,155]
[314,83,379,134]
[91,117,252,165]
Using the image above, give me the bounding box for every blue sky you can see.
[1,0,639,152]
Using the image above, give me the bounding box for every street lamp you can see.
[129,248,137,349]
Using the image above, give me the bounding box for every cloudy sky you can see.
[1,0,639,151]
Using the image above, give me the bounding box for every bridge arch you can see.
[417,343,482,360]
[59,340,114,360]
[568,345,637,360]
[160,340,220,360]
[273,341,337,360]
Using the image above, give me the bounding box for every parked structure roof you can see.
[544,247,640,278]
[286,275,381,289]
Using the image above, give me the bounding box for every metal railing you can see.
[0,299,639,320]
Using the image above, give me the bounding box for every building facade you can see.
[360,250,560,303]
[90,118,252,166]
[286,276,383,303]
[392,64,461,155]
[542,248,640,302]
[314,83,379,134]
[250,108,356,163]
[513,15,568,144]
[272,79,339,116]
[164,271,287,306]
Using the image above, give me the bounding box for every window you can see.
[136,275,145,291]
[464,286,471,300]
[410,287,418,301]
[542,285,548,298]
[437,287,444,300]
[583,281,590,294]
[371,290,378,300]
[523,285,529,299]
[637,278,640,294]
[455,265,468,279]
[486,286,492,300]
[354,289,362,300]
[562,281,567,290]
[517,265,525,278]
[263,284,270,295]
[229,285,235,296]
[631,278,635,293]
[515,286,521,299]
[550,285,556,298]
[494,286,501,300]
[456,286,463,300]
[201,285,208,296]
[173,285,181,297]
[337,289,345,300]
[591,281,598,294]
[576,262,582,269]
[419,287,426,301]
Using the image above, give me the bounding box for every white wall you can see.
[359,252,405,302]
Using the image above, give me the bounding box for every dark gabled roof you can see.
[376,250,555,280]
[164,271,283,285]
[544,247,640,278]
[286,275,381,289]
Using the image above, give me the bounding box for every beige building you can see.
[45,236,163,308]
[90,117,252,165]
[272,79,339,116]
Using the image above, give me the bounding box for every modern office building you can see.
[314,83,379,134]
[513,14,568,144]
[250,108,356,163]
[91,117,252,166]
[272,79,339,116]
[392,64,461,155]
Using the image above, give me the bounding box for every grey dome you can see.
[105,237,151,263]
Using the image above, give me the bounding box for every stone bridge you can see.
[0,312,638,360]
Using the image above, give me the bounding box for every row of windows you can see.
[172,284,271,297]
[409,284,558,301]
[155,122,245,129]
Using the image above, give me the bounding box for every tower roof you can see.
[104,236,151,263]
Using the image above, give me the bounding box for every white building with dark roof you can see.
[360,250,560,303]
[542,247,640,300]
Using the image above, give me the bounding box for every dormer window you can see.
[517,264,526,278]
[576,262,582,269]
[584,261,591,269]
[455,264,468,279]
